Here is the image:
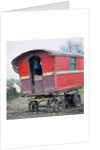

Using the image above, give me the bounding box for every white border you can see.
[0,9,89,149]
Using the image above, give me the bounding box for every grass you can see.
[78,87,84,96]
[67,87,84,96]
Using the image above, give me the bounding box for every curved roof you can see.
[11,49,84,66]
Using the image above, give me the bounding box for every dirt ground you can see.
[7,96,84,120]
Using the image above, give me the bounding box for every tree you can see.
[60,40,84,54]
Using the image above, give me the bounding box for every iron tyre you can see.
[28,101,39,112]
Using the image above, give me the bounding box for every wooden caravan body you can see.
[11,49,84,95]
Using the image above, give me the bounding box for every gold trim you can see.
[56,70,84,75]
[43,72,54,76]
[20,75,30,80]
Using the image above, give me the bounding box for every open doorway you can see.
[29,56,43,93]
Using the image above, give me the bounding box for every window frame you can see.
[70,57,76,70]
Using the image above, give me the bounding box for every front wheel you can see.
[28,101,39,112]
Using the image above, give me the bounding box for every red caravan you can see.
[11,49,84,96]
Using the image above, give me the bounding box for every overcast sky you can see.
[7,37,83,79]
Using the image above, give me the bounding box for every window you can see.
[70,57,76,70]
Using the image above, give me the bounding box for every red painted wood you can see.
[18,51,50,64]
[17,50,84,94]
[18,52,51,76]
[56,73,84,91]
[19,55,30,63]
[56,56,70,71]
[38,51,50,58]
[18,61,30,76]
[41,56,56,92]
[76,57,84,70]
[41,56,55,73]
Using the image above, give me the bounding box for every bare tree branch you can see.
[60,40,84,54]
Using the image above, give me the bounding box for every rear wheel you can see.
[73,93,81,107]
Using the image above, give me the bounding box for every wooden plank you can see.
[56,56,70,71]
[56,73,84,91]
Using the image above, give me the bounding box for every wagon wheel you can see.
[51,99,64,112]
[50,101,56,112]
[32,101,39,112]
[73,93,81,107]
[28,101,39,112]
[57,100,65,112]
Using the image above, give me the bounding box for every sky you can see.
[7,37,83,79]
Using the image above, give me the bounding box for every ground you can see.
[7,94,84,120]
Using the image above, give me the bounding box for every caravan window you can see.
[70,57,76,70]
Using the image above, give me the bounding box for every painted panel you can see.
[38,51,50,58]
[76,57,84,70]
[21,79,32,94]
[43,75,55,92]
[41,56,55,73]
[56,56,70,71]
[19,55,30,63]
[18,61,32,94]
[56,73,84,91]
[18,61,30,76]
[35,80,44,93]
[18,51,51,76]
